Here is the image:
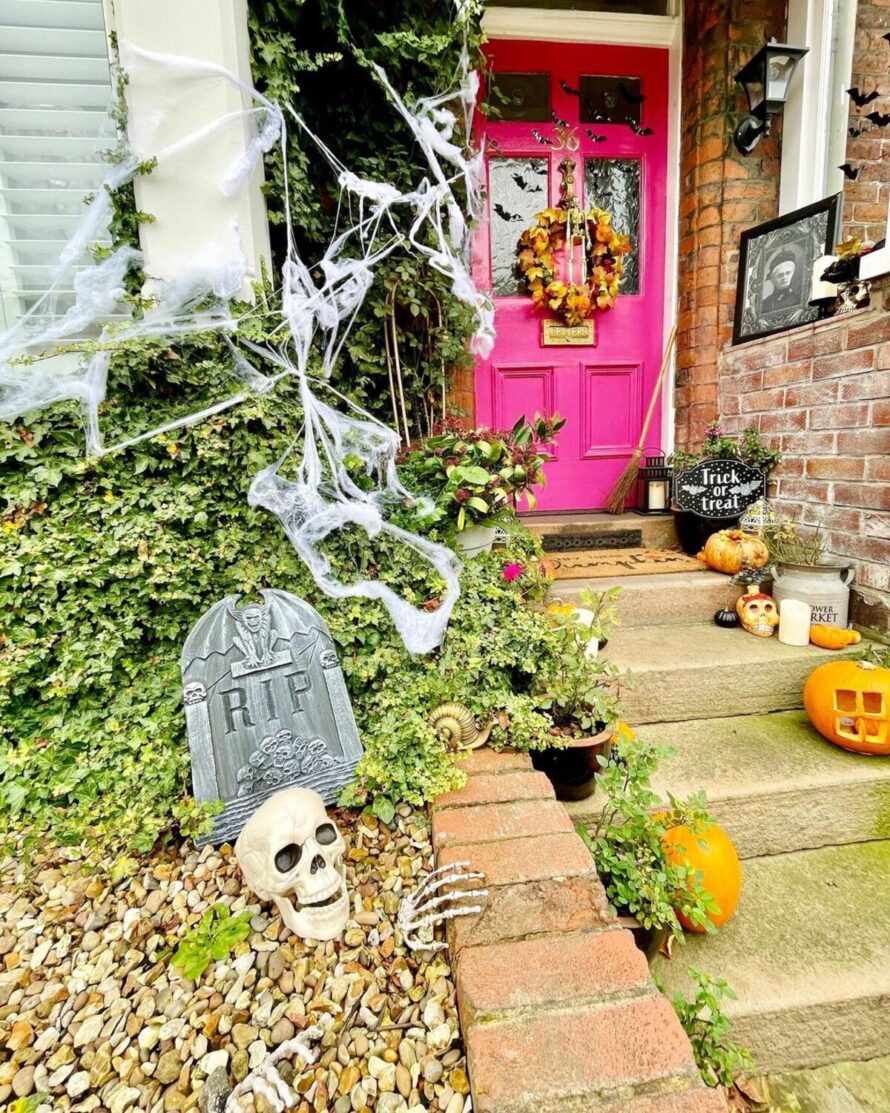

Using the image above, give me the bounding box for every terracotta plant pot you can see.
[531,726,612,801]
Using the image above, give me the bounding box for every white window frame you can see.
[779,0,857,214]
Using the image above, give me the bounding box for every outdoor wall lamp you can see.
[733,40,809,155]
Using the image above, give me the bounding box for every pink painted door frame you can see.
[474,40,670,512]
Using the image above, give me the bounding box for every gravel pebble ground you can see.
[0,805,471,1113]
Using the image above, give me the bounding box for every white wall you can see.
[103,0,271,299]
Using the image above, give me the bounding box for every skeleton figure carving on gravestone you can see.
[182,590,362,844]
[235,787,348,941]
[229,600,279,672]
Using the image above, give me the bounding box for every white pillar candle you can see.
[778,598,811,646]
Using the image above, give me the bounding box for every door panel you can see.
[475,40,669,512]
[491,363,559,443]
[580,363,641,456]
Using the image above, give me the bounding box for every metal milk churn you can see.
[772,563,854,627]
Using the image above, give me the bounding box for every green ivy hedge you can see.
[0,2,584,859]
[1,344,574,857]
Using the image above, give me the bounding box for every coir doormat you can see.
[548,547,705,580]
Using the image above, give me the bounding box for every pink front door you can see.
[474,41,669,512]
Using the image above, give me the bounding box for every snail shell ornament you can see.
[428,703,492,752]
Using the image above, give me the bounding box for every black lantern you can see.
[635,452,671,515]
[734,40,809,155]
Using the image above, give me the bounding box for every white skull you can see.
[235,788,348,941]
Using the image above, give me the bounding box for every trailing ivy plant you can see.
[661,967,754,1087]
[245,0,486,434]
[576,737,719,937]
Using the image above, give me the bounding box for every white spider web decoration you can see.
[0,3,494,656]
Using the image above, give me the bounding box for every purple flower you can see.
[502,562,524,582]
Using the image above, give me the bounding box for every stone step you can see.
[525,510,677,552]
[651,841,890,1073]
[567,711,890,859]
[550,570,742,628]
[607,623,865,723]
[766,1053,890,1111]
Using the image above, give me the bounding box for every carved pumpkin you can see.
[809,625,862,650]
[697,529,769,575]
[662,822,742,932]
[803,659,890,754]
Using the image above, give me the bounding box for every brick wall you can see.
[431,749,723,1113]
[674,0,787,451]
[719,276,890,595]
[843,2,890,245]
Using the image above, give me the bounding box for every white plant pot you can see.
[455,524,497,557]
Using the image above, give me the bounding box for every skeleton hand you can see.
[397,861,488,952]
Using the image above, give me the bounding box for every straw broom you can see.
[605,322,678,515]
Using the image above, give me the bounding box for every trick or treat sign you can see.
[673,459,766,519]
[181,590,362,845]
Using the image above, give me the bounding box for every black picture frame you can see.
[732,192,843,345]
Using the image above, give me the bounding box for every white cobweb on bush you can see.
[0,3,494,655]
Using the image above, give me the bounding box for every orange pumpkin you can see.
[662,822,742,932]
[697,529,769,575]
[803,659,890,754]
[809,625,861,650]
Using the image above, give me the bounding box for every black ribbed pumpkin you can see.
[714,607,740,628]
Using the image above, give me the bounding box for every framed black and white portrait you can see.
[733,193,843,345]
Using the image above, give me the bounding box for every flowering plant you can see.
[402,414,565,532]
[517,205,632,326]
[501,557,555,603]
[670,423,782,475]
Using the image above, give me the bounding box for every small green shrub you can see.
[170,902,253,980]
[663,967,754,1087]
[576,737,719,937]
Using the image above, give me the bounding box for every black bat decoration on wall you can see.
[585,129,606,143]
[619,82,646,105]
[627,120,653,136]
[847,87,880,107]
[866,110,890,128]
[493,203,523,222]
[560,79,580,96]
[839,163,861,180]
[531,129,553,147]
[551,110,570,129]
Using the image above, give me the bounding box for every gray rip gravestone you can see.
[181,590,362,845]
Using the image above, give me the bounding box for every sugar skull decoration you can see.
[736,593,779,637]
[235,787,348,941]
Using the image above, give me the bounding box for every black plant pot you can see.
[617,915,669,962]
[532,726,611,801]
[672,509,740,556]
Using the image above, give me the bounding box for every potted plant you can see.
[670,424,782,555]
[763,517,854,628]
[575,736,719,957]
[530,614,621,800]
[401,414,565,556]
[546,584,621,657]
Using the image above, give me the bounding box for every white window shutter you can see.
[0,0,114,331]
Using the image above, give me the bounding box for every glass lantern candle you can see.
[636,452,671,515]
